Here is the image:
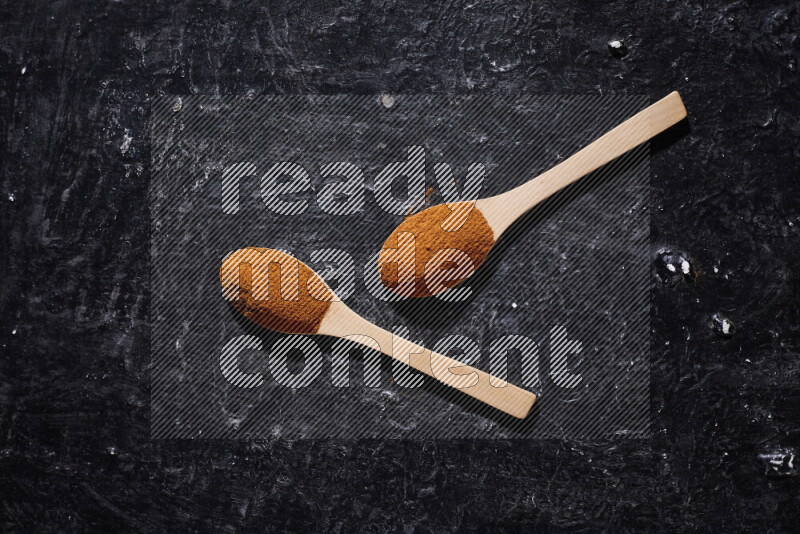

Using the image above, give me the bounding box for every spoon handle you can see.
[319,302,537,419]
[478,91,687,238]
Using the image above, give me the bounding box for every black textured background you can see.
[1,1,798,531]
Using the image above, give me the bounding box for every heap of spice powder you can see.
[379,201,495,298]
[220,248,332,334]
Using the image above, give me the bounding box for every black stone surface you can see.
[1,1,798,531]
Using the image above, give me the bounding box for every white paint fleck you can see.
[172,97,183,112]
[721,319,732,335]
[758,450,796,475]
[227,416,244,429]
[491,59,521,72]
[666,263,676,272]
[12,329,17,335]
[681,260,690,275]
[21,66,26,74]
[713,266,719,273]
[8,193,14,202]
[511,302,517,309]
[120,132,133,155]
[380,93,395,108]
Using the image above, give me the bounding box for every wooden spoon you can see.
[379,91,687,297]
[220,247,537,419]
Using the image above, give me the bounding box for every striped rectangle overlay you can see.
[150,95,650,439]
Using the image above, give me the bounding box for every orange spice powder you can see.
[220,248,332,334]
[379,202,495,298]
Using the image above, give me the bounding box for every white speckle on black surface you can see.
[711,313,735,338]
[380,93,395,108]
[758,449,796,476]
[119,131,133,156]
[608,39,628,58]
[655,249,695,284]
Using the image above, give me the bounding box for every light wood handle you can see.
[479,91,687,237]
[319,302,537,419]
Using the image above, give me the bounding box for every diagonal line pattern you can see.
[150,95,651,439]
